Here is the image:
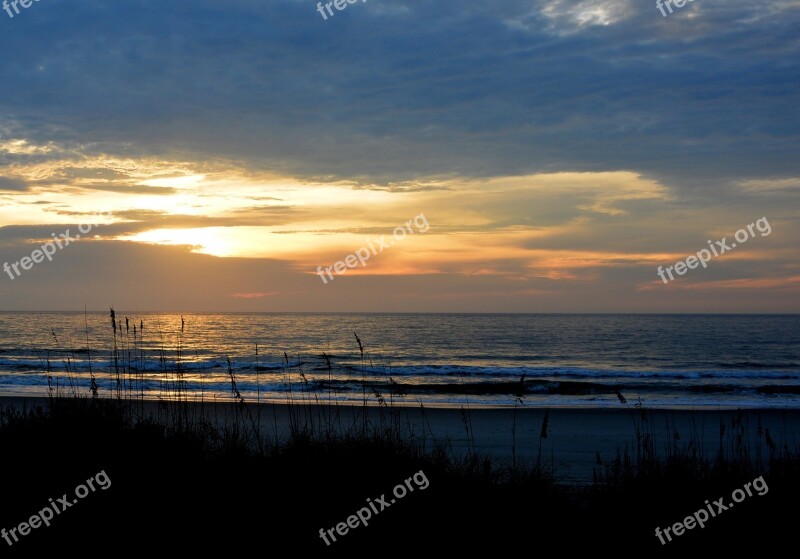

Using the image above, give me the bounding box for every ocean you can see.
[0,312,798,409]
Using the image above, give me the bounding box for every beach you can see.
[1,389,799,553]
[1,313,798,552]
[4,395,797,484]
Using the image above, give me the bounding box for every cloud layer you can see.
[1,0,798,311]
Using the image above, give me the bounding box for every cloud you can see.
[532,0,634,34]
[0,177,28,191]
[231,292,278,299]
[61,182,178,195]
[0,0,798,312]
[0,0,797,184]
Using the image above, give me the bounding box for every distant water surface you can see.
[0,313,798,409]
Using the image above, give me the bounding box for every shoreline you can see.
[5,395,798,484]
[3,392,799,411]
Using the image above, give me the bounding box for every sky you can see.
[0,0,798,312]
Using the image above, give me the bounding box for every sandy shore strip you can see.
[3,396,798,483]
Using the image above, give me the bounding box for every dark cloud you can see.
[55,182,178,195]
[0,205,298,243]
[0,177,29,191]
[0,0,797,185]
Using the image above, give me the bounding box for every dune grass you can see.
[0,311,798,552]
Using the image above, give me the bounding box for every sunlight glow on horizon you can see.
[3,149,796,305]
